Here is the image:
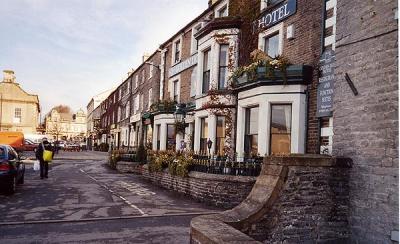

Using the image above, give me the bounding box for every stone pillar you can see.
[236,105,245,159]
[160,123,167,151]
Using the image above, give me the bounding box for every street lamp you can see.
[207,139,213,156]
[174,104,185,123]
[144,62,161,70]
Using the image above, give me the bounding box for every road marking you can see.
[0,211,220,226]
[116,181,156,196]
[79,169,147,216]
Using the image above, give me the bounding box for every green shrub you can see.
[136,143,147,163]
[109,150,120,169]
[148,151,194,177]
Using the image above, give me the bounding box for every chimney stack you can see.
[142,53,150,63]
[208,0,218,7]
[3,70,16,83]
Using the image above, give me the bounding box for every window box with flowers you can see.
[231,50,313,88]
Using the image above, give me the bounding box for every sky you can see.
[0,0,207,118]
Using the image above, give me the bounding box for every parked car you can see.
[23,139,38,152]
[0,145,25,194]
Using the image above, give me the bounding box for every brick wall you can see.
[283,0,324,154]
[333,0,398,243]
[230,0,323,154]
[163,29,196,104]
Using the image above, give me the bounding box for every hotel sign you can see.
[253,0,297,33]
[168,54,198,78]
[317,50,335,118]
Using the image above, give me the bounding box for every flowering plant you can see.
[231,49,291,84]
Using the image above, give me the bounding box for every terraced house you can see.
[95,0,398,242]
[99,0,329,157]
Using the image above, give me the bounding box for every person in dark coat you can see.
[35,138,53,179]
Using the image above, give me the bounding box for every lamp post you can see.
[173,104,185,123]
[144,62,161,70]
[207,139,213,157]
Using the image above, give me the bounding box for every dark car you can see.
[23,139,38,152]
[0,145,25,194]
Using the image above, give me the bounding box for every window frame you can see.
[166,124,176,151]
[244,106,259,158]
[191,23,203,54]
[264,32,280,58]
[218,44,229,90]
[156,124,161,150]
[269,104,292,155]
[172,35,183,65]
[258,23,283,58]
[215,116,226,156]
[14,108,22,123]
[173,79,179,102]
[202,48,211,94]
[217,4,228,17]
[200,117,209,154]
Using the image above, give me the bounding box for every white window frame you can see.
[260,0,283,11]
[134,96,139,114]
[258,22,284,57]
[173,79,180,102]
[191,23,203,55]
[216,4,229,18]
[141,69,146,83]
[135,75,138,88]
[117,107,121,122]
[148,88,153,109]
[149,63,153,79]
[126,101,130,119]
[172,35,183,65]
[14,108,22,124]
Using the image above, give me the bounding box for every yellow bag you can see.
[43,150,53,162]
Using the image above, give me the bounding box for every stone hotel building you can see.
[96,0,398,242]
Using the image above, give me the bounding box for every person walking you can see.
[35,138,53,179]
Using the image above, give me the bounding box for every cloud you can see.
[0,0,207,115]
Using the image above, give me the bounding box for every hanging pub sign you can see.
[316,50,335,118]
[253,0,297,33]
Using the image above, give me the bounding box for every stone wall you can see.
[250,164,350,243]
[135,165,256,209]
[190,155,352,244]
[334,0,398,242]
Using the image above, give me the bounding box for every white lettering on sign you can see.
[254,0,297,32]
[168,54,198,78]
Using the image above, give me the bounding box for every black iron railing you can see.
[191,155,263,177]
